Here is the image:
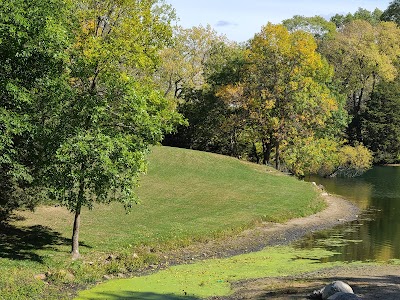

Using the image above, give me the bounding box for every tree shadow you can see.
[0,222,91,263]
[87,291,201,300]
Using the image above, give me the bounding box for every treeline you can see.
[161,3,400,175]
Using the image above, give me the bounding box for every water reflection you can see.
[299,166,400,262]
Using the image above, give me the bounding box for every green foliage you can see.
[0,0,71,218]
[334,144,373,177]
[321,19,400,143]
[283,138,341,177]
[33,0,184,256]
[156,25,226,99]
[381,0,400,24]
[283,138,373,178]
[46,81,181,211]
[163,41,249,158]
[363,79,400,163]
[244,23,339,169]
[331,8,383,28]
[282,15,336,40]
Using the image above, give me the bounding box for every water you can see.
[297,166,400,262]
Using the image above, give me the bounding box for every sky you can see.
[165,0,392,42]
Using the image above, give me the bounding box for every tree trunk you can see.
[252,142,260,164]
[275,141,280,170]
[262,134,273,165]
[71,201,82,259]
[71,177,84,259]
[230,129,237,157]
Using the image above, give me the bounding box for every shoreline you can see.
[160,192,360,266]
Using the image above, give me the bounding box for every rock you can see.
[34,273,46,280]
[328,292,360,300]
[322,281,354,300]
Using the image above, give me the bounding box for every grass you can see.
[0,146,325,299]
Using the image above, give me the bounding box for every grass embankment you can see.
[0,146,324,299]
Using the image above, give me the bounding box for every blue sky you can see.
[165,0,392,42]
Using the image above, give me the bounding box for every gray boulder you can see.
[328,292,360,300]
[322,281,354,299]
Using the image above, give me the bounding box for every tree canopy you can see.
[381,0,400,24]
[0,0,72,219]
[320,19,400,143]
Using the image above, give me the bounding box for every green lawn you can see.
[0,146,324,299]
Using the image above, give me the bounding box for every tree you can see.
[363,78,400,163]
[245,24,339,169]
[156,25,226,99]
[321,20,400,143]
[162,38,249,158]
[40,0,182,259]
[0,0,71,219]
[331,8,383,28]
[381,0,400,25]
[282,15,336,40]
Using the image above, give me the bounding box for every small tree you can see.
[40,0,182,259]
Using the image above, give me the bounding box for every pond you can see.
[298,166,400,262]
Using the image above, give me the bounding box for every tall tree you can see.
[40,0,182,259]
[245,24,338,169]
[363,78,400,163]
[0,0,71,219]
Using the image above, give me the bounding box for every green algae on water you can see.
[76,246,340,300]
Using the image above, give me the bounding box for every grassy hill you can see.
[1,146,324,299]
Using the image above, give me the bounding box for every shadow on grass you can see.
[86,291,201,300]
[0,222,91,263]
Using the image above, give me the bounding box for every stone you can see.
[328,292,360,300]
[322,281,354,300]
[34,273,46,280]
